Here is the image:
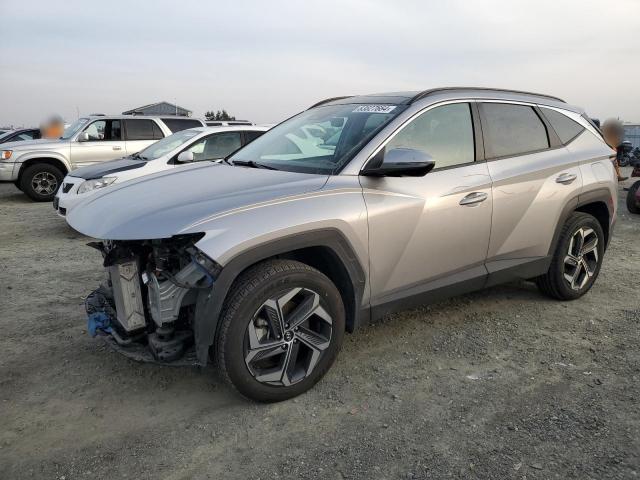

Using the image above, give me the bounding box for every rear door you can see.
[478,102,582,275]
[360,102,493,312]
[70,119,126,167]
[124,119,164,155]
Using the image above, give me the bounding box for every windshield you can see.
[135,128,201,160]
[229,103,405,174]
[61,118,89,139]
[0,130,15,141]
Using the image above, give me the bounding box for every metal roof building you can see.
[122,101,192,117]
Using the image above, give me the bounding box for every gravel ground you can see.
[1,175,639,480]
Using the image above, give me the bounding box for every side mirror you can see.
[77,132,89,142]
[177,150,195,163]
[361,147,436,177]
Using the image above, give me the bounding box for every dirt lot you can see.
[0,177,639,480]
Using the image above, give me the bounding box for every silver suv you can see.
[0,115,204,201]
[68,88,617,402]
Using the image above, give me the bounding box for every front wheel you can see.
[536,212,605,300]
[627,181,640,214]
[216,259,345,402]
[20,163,64,201]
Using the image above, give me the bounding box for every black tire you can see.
[536,212,605,300]
[627,181,640,214]
[20,163,64,201]
[216,259,345,402]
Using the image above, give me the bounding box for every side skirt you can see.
[366,256,551,324]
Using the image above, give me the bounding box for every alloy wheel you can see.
[244,287,333,386]
[563,227,599,291]
[31,172,58,195]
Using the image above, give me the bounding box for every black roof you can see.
[310,87,566,109]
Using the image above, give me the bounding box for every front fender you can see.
[15,149,72,172]
[190,177,370,365]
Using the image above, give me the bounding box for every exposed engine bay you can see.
[86,233,221,364]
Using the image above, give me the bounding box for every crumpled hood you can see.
[66,163,329,240]
[69,157,147,180]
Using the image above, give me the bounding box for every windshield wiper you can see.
[231,160,279,170]
[130,152,147,160]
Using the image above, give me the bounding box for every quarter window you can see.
[125,119,163,140]
[480,103,549,158]
[385,103,475,169]
[540,107,584,145]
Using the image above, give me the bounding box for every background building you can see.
[624,123,640,149]
[123,101,192,117]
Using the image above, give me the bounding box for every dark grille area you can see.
[62,183,73,193]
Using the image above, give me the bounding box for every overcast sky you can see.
[1,0,638,127]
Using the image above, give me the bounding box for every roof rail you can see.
[409,87,565,104]
[307,96,354,109]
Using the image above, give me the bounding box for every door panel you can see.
[70,119,125,168]
[362,163,492,304]
[486,148,582,261]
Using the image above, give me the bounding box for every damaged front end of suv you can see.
[87,233,221,365]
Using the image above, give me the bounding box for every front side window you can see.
[125,119,163,140]
[480,103,549,158]
[135,129,201,160]
[540,107,584,145]
[385,103,475,169]
[229,103,405,174]
[184,132,242,161]
[83,120,122,141]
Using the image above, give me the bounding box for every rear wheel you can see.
[20,163,64,201]
[537,212,605,300]
[216,259,345,402]
[627,181,640,214]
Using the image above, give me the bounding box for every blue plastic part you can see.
[87,312,113,337]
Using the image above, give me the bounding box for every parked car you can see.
[67,87,616,402]
[54,126,269,216]
[0,128,41,144]
[205,120,252,126]
[0,115,205,201]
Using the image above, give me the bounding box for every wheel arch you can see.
[17,157,70,185]
[548,188,614,256]
[192,229,367,366]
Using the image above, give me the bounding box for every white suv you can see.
[0,115,205,201]
[54,126,269,216]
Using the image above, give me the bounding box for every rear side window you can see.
[125,119,163,140]
[161,118,203,133]
[540,107,585,144]
[480,103,549,158]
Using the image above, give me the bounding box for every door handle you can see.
[112,146,122,151]
[459,192,488,206]
[556,172,577,184]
